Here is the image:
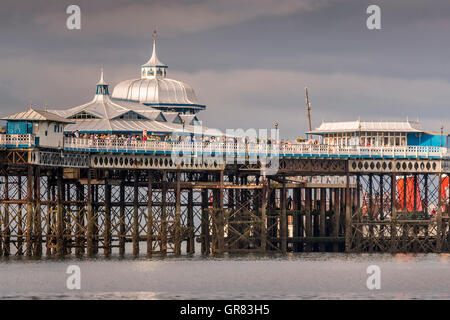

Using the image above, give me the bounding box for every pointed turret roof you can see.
[97,68,107,85]
[142,30,167,67]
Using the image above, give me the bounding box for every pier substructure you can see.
[1,151,449,256]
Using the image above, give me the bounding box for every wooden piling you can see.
[75,182,84,256]
[292,187,299,252]
[17,175,24,255]
[133,170,140,256]
[333,188,340,252]
[56,169,64,257]
[201,185,210,255]
[217,171,225,254]
[280,179,287,254]
[64,181,71,255]
[93,184,99,254]
[345,174,352,253]
[160,171,168,255]
[305,187,312,252]
[104,177,112,256]
[260,177,267,252]
[174,171,182,256]
[45,176,54,256]
[119,176,125,255]
[295,187,303,251]
[33,166,42,257]
[313,189,320,250]
[26,166,33,257]
[186,186,195,254]
[320,188,326,252]
[437,173,443,252]
[2,171,10,256]
[147,171,153,256]
[86,169,94,257]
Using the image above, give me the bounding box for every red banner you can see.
[396,177,422,212]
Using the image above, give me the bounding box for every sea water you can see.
[1,252,449,299]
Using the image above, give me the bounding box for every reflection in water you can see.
[439,254,450,263]
[1,253,449,300]
[394,253,416,263]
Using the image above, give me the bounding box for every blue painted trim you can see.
[60,146,449,160]
[143,103,206,109]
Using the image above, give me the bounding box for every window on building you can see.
[69,111,100,119]
[115,111,147,120]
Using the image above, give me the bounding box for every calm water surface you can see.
[1,253,450,300]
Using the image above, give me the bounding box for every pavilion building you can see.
[49,31,205,136]
[307,120,449,148]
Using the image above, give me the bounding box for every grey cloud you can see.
[173,69,450,138]
[30,0,337,37]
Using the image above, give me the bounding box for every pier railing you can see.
[63,137,449,159]
[0,133,34,148]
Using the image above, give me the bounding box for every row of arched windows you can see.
[142,68,166,77]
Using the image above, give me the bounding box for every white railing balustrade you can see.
[0,134,34,147]
[62,137,449,159]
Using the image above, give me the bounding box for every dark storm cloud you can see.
[1,0,450,138]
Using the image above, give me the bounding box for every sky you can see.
[1,0,450,139]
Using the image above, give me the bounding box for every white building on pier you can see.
[49,31,205,136]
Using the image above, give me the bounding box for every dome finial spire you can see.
[142,29,167,76]
[151,30,158,62]
[96,67,109,95]
[98,67,105,85]
[149,29,162,66]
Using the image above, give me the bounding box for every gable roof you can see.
[180,114,199,125]
[0,108,74,123]
[111,110,149,120]
[162,111,182,123]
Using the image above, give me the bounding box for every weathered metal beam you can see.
[104,176,112,256]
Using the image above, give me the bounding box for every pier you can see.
[0,140,449,257]
[1,33,449,258]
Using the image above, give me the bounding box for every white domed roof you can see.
[112,77,203,108]
[111,31,205,112]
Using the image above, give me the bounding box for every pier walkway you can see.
[1,134,447,160]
